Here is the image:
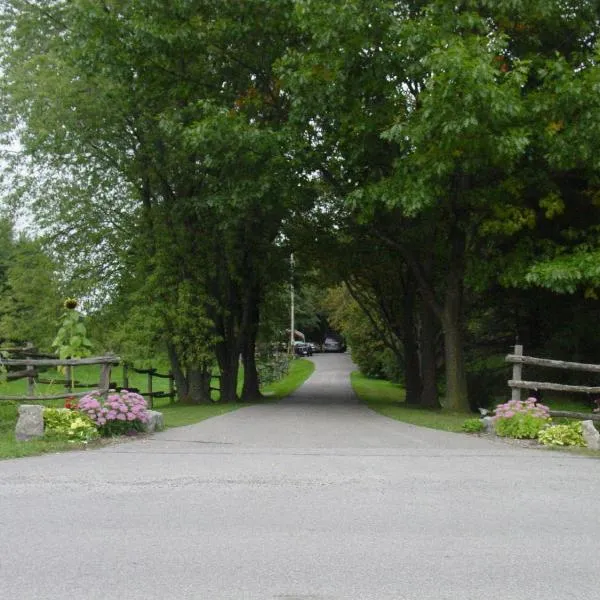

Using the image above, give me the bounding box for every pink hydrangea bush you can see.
[493,397,551,439]
[78,390,149,436]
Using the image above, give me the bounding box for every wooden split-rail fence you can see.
[506,344,600,422]
[0,352,179,408]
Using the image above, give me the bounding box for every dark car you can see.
[294,342,313,357]
[322,337,346,353]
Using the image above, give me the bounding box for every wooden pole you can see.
[123,363,129,390]
[65,365,73,393]
[147,370,153,409]
[26,364,35,396]
[99,362,112,398]
[511,344,523,401]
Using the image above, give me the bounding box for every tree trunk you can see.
[167,342,188,402]
[401,279,422,406]
[187,365,212,404]
[241,285,263,402]
[441,264,469,412]
[419,299,440,409]
[218,362,239,403]
[216,337,240,403]
[241,333,262,402]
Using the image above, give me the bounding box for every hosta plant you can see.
[462,418,484,433]
[493,398,551,439]
[44,408,99,443]
[538,422,585,447]
[78,390,149,436]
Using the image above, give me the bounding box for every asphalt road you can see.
[1,353,599,599]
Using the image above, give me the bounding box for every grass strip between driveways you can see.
[0,358,315,460]
[351,371,471,433]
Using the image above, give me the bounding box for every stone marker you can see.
[481,416,496,434]
[15,404,45,441]
[143,410,165,433]
[581,420,600,450]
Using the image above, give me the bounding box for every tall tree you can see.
[1,0,305,402]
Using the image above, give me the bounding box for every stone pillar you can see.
[15,404,45,441]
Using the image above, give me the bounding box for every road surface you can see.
[1,353,599,599]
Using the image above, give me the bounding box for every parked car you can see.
[293,341,313,357]
[307,341,320,353]
[322,337,346,353]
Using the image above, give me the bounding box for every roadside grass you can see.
[262,357,315,401]
[158,357,314,427]
[0,358,314,460]
[351,371,471,433]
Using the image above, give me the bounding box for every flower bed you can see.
[78,390,150,436]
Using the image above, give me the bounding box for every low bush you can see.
[44,408,99,443]
[493,398,551,439]
[538,422,585,447]
[462,418,484,433]
[78,390,149,436]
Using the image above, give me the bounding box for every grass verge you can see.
[0,358,314,460]
[261,357,315,401]
[351,371,471,433]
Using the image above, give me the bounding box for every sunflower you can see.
[63,298,78,310]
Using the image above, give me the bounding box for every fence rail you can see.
[0,355,117,402]
[506,344,600,421]
[0,354,179,406]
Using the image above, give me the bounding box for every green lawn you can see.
[352,370,599,434]
[0,363,173,399]
[0,358,314,460]
[351,371,472,433]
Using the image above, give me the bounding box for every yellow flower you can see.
[64,298,78,310]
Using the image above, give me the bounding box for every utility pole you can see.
[290,253,295,354]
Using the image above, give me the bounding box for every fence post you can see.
[122,363,129,390]
[99,361,112,398]
[65,365,73,393]
[26,365,35,396]
[147,370,153,409]
[511,344,523,401]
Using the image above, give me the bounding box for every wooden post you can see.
[99,361,112,397]
[511,344,523,401]
[26,364,35,396]
[65,365,73,393]
[168,372,175,404]
[147,370,153,409]
[123,363,129,390]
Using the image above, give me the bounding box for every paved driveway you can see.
[1,353,599,599]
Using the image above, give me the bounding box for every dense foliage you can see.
[538,422,586,447]
[493,399,551,439]
[2,1,600,410]
[78,390,149,436]
[43,408,98,443]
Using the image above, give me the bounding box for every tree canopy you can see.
[2,0,600,410]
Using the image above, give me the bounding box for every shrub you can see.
[44,408,99,443]
[462,418,484,433]
[538,422,585,447]
[493,398,551,439]
[78,390,149,436]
